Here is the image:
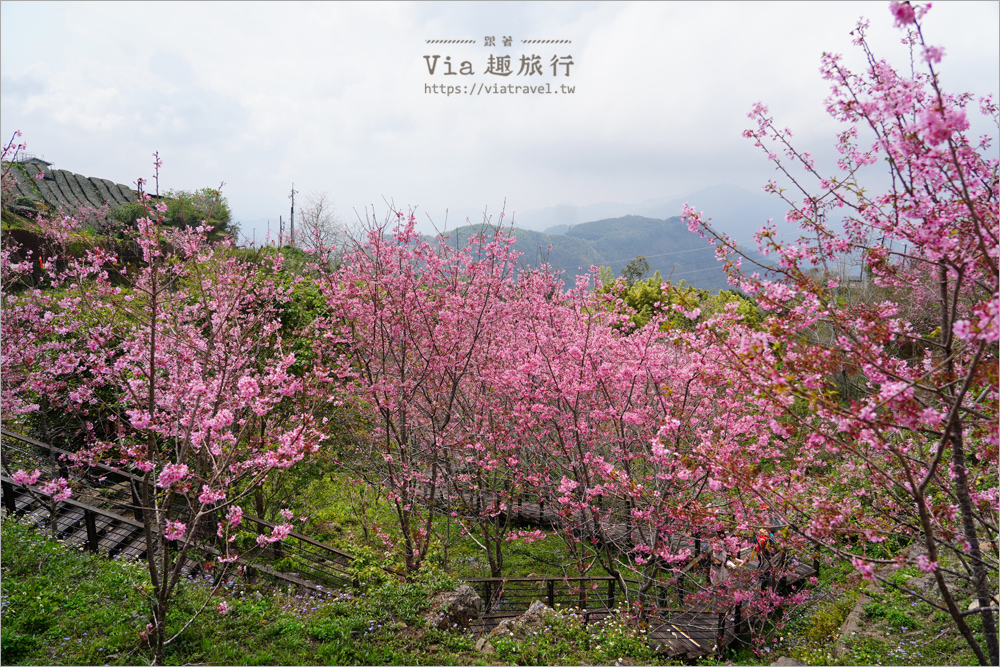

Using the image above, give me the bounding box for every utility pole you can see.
[289,183,298,247]
[279,215,284,246]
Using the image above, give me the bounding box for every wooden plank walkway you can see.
[1,428,354,591]
[3,429,817,658]
[650,610,729,657]
[462,542,817,659]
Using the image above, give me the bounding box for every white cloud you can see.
[2,1,997,238]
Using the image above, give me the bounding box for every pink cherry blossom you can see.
[1,157,326,665]
[164,520,186,541]
[157,463,189,488]
[684,3,997,661]
[889,1,916,26]
[916,554,939,573]
[226,504,243,528]
[198,486,226,505]
[39,477,72,502]
[12,469,41,486]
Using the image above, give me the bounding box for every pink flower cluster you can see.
[40,477,72,502]
[889,1,916,26]
[216,504,243,541]
[198,486,226,505]
[11,469,41,486]
[256,522,292,546]
[164,520,186,541]
[157,463,189,488]
[12,469,71,502]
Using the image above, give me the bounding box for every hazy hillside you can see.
[431,224,604,277]
[563,215,728,288]
[517,184,792,245]
[435,214,765,291]
[630,183,825,244]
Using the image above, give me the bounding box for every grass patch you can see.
[2,512,461,665]
[3,508,989,666]
[489,604,661,666]
[2,513,670,665]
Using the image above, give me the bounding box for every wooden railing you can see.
[0,428,353,590]
[2,426,817,658]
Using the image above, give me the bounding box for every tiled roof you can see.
[6,160,139,214]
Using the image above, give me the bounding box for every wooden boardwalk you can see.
[1,428,353,592]
[461,541,816,658]
[650,608,732,657]
[430,485,817,658]
[3,429,816,659]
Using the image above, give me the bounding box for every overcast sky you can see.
[2,1,998,241]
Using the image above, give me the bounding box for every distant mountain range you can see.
[426,184,792,291]
[435,213,770,292]
[512,183,791,244]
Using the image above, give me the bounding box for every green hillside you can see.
[437,215,756,290]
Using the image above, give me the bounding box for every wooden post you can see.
[130,481,144,521]
[483,581,492,610]
[547,580,555,608]
[716,610,726,656]
[607,578,616,609]
[2,480,16,515]
[289,184,297,247]
[85,509,99,553]
[695,535,709,582]
[734,601,743,645]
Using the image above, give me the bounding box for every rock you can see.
[770,658,807,666]
[968,595,999,612]
[475,637,494,654]
[522,599,555,622]
[488,600,556,639]
[833,593,869,658]
[424,584,482,630]
[489,618,515,638]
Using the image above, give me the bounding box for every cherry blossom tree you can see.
[314,210,523,573]
[683,3,997,662]
[313,208,809,622]
[499,270,798,617]
[2,157,324,665]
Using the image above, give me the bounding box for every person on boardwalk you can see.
[709,533,729,585]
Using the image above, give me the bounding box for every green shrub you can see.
[863,600,914,631]
[802,591,857,643]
